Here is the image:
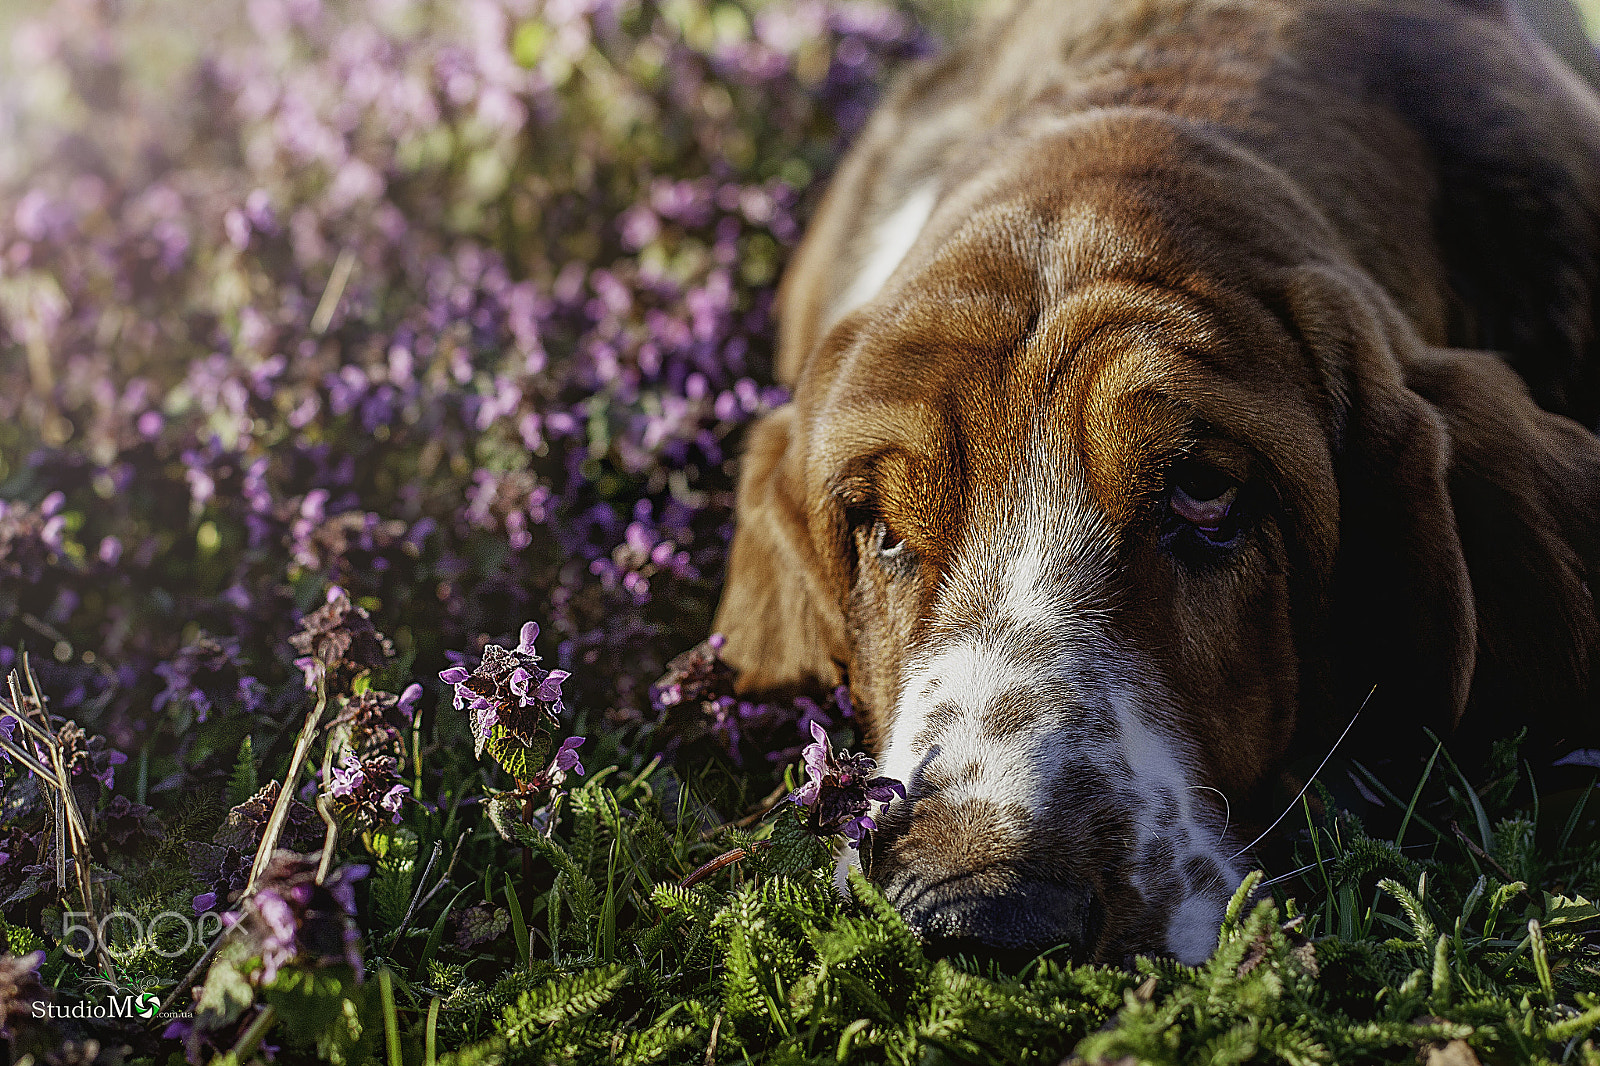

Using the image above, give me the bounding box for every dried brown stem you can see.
[248,659,330,893]
[9,659,111,976]
[678,841,772,890]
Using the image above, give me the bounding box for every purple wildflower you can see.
[789,720,905,848]
[240,851,366,986]
[650,633,735,712]
[288,586,395,692]
[56,721,126,791]
[552,735,586,777]
[152,633,266,721]
[213,781,321,853]
[327,752,409,829]
[439,621,568,758]
[188,842,251,913]
[98,793,159,846]
[332,683,420,760]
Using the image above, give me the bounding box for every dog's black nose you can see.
[877,865,1103,968]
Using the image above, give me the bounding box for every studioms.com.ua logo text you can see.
[32,992,163,1020]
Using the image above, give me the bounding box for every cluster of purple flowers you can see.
[333,682,422,760]
[650,634,858,766]
[440,620,588,789]
[789,720,906,848]
[328,752,411,829]
[441,621,570,758]
[289,586,396,692]
[252,855,368,984]
[0,0,927,779]
[152,635,267,723]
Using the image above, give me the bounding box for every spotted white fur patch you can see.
[837,184,939,319]
[1167,895,1225,965]
[1112,698,1242,964]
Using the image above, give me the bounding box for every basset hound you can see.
[713,0,1600,964]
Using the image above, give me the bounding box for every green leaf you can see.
[193,939,259,1034]
[419,886,473,978]
[263,965,354,1035]
[499,963,629,1043]
[1377,878,1436,943]
[228,736,258,808]
[485,724,549,784]
[373,850,418,929]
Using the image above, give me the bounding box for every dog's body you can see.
[715,0,1600,962]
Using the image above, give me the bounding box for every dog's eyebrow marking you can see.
[837,184,939,320]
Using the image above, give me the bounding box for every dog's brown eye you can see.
[872,521,909,559]
[1169,462,1239,538]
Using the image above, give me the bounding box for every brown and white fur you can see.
[714,0,1600,963]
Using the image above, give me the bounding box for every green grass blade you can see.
[418,885,472,979]
[1557,775,1598,851]
[1396,742,1442,848]
[1426,729,1494,852]
[505,872,530,970]
[425,994,440,1066]
[379,966,402,1066]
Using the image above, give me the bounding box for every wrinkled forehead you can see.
[813,295,1308,540]
[805,192,1335,562]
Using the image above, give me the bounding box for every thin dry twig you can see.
[248,659,331,893]
[315,742,340,885]
[409,831,468,921]
[1450,819,1515,882]
[8,658,112,976]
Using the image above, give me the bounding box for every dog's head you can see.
[714,117,1599,963]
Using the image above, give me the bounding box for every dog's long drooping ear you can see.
[1287,265,1479,738]
[1293,263,1600,750]
[713,404,848,695]
[1399,347,1600,749]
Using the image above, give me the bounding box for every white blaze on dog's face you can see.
[869,435,1242,964]
[806,180,1340,964]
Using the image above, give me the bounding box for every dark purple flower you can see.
[328,752,409,829]
[650,633,734,712]
[288,586,394,692]
[98,793,160,845]
[241,851,366,985]
[214,781,321,852]
[189,842,251,913]
[332,684,419,760]
[439,620,567,758]
[789,720,905,848]
[152,634,266,721]
[56,721,125,791]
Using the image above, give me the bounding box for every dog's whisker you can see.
[1252,861,1322,892]
[1187,785,1232,842]
[1228,686,1374,862]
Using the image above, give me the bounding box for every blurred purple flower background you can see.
[0,0,932,796]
